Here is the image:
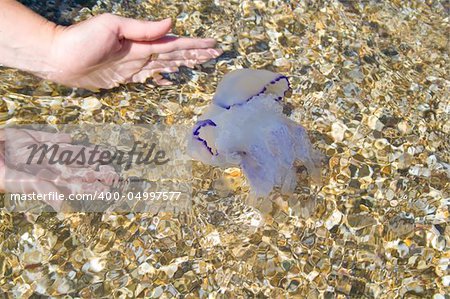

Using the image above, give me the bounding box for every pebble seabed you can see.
[0,0,449,298]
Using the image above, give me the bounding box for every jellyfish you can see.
[187,69,321,197]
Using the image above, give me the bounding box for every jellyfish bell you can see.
[212,69,290,109]
[187,69,321,197]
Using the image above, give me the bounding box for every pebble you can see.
[80,96,102,111]
[325,209,343,230]
[331,122,347,142]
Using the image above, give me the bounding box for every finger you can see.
[162,58,218,68]
[153,77,173,86]
[130,67,178,83]
[156,48,223,61]
[126,38,219,61]
[145,58,212,70]
[115,16,172,41]
[147,36,217,54]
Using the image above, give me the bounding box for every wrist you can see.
[35,23,67,81]
[19,21,63,79]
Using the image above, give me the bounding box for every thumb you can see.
[116,17,172,41]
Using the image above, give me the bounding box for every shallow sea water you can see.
[0,0,449,298]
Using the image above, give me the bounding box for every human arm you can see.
[0,0,222,90]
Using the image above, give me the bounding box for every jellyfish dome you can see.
[187,69,321,197]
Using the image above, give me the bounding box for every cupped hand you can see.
[46,13,222,90]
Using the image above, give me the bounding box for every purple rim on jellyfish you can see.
[192,74,291,156]
[193,119,218,156]
[215,75,290,109]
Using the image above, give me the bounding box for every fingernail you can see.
[209,48,223,56]
[159,17,172,28]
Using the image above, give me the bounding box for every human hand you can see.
[45,14,222,90]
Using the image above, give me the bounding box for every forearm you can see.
[0,0,60,77]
